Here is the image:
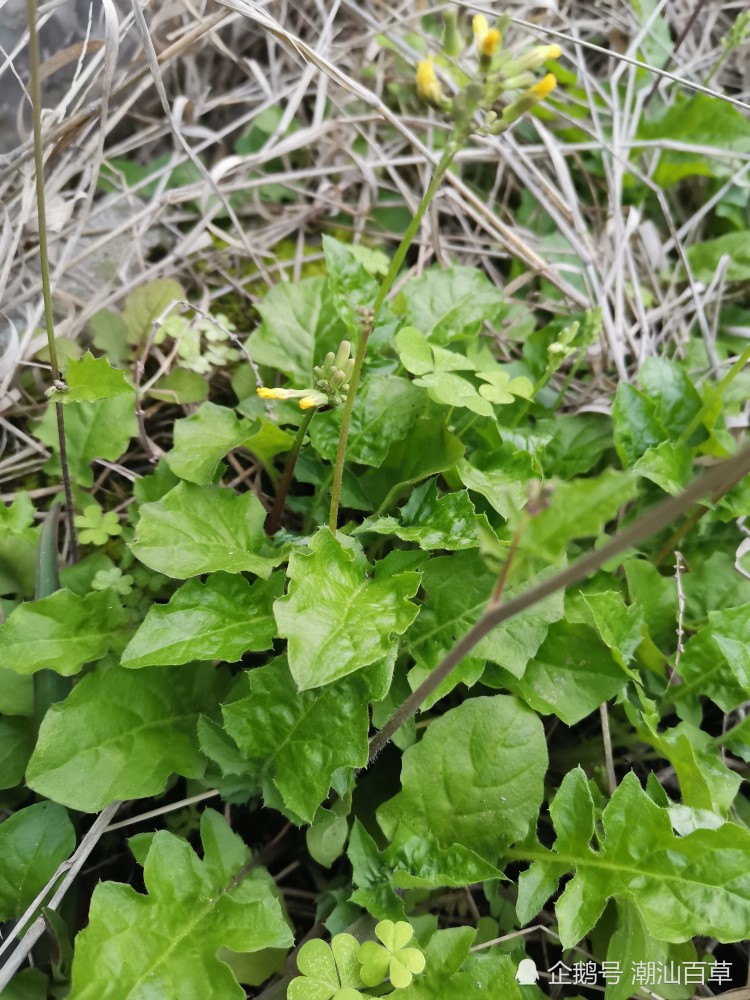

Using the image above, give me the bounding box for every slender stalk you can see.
[26,0,78,560]
[328,141,459,532]
[368,442,750,761]
[266,409,315,535]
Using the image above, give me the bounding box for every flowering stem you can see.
[26,0,78,561]
[328,140,459,532]
[266,408,315,535]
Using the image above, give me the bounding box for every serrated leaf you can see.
[0,802,75,920]
[514,768,750,946]
[51,352,133,404]
[36,396,137,487]
[68,810,292,999]
[26,664,222,811]
[359,480,490,550]
[165,402,254,485]
[274,529,420,690]
[0,589,125,676]
[222,659,369,823]
[122,572,282,669]
[378,696,547,860]
[310,376,425,467]
[130,481,281,579]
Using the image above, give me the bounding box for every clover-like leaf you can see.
[289,935,366,1000]
[358,920,425,989]
[74,505,123,546]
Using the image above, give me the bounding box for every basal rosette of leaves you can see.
[4,12,750,997]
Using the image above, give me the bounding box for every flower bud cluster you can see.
[415,8,561,138]
[257,341,355,411]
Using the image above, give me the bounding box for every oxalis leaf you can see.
[289,934,366,1000]
[515,768,750,946]
[121,572,283,669]
[68,809,293,999]
[378,696,547,861]
[274,529,420,690]
[26,664,224,811]
[130,481,282,579]
[221,659,369,823]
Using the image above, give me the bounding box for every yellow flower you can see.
[480,27,501,58]
[530,72,557,100]
[472,14,489,43]
[257,386,292,400]
[416,60,446,107]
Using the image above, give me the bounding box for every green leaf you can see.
[641,721,742,815]
[51,352,133,404]
[26,664,221,811]
[638,94,750,185]
[400,266,506,344]
[674,604,750,713]
[500,622,628,725]
[0,802,75,920]
[222,660,369,823]
[687,231,750,282]
[310,376,425,467]
[122,572,282,669]
[121,278,185,345]
[68,810,293,999]
[130,481,281,579]
[249,277,347,383]
[274,529,420,690]
[413,371,494,416]
[457,447,535,519]
[289,935,366,1000]
[349,819,502,921]
[640,357,703,439]
[516,768,750,946]
[396,326,434,375]
[378,696,547,859]
[165,403,254,485]
[634,440,693,494]
[0,715,34,788]
[612,383,665,465]
[604,900,696,1000]
[520,469,638,562]
[361,418,465,512]
[0,589,125,676]
[359,480,491,550]
[36,395,137,487]
[407,552,563,708]
[148,367,209,404]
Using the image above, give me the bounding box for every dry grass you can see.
[0,0,749,481]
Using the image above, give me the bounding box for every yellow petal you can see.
[257,386,290,399]
[530,72,557,100]
[472,13,489,41]
[480,27,501,57]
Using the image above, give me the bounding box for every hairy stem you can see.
[26,0,78,560]
[266,409,315,535]
[368,443,750,761]
[328,141,459,532]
